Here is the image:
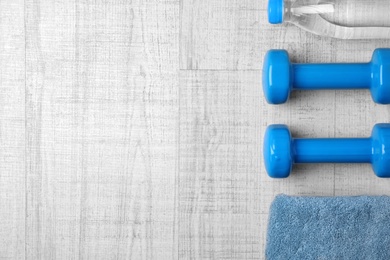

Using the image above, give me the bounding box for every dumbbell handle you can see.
[293,63,371,90]
[294,138,371,163]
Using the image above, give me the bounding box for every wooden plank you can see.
[178,66,341,258]
[179,71,263,259]
[25,0,179,259]
[0,1,26,259]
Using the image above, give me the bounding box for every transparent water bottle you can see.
[268,0,390,39]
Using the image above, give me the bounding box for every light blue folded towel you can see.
[266,195,390,260]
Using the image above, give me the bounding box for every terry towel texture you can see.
[266,195,390,260]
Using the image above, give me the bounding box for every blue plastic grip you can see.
[293,64,371,90]
[293,139,372,163]
[262,49,390,104]
[263,124,390,178]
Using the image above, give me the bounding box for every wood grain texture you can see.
[25,0,179,259]
[179,71,262,259]
[0,1,25,259]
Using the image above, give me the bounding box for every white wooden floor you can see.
[1,0,390,259]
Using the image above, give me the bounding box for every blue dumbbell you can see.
[262,49,390,104]
[263,124,390,178]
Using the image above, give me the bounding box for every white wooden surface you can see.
[1,0,390,259]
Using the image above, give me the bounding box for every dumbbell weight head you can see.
[370,49,390,104]
[262,50,292,105]
[371,124,390,177]
[263,124,293,178]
